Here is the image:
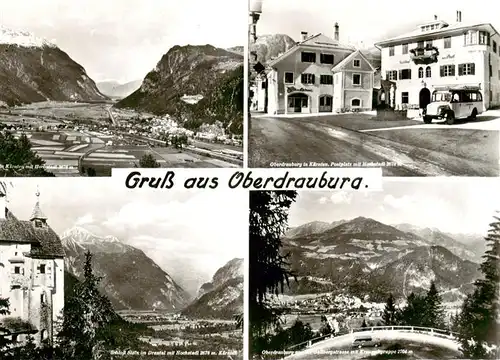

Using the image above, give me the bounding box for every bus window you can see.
[451,93,460,102]
[469,92,477,101]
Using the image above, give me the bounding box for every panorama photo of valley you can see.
[0,0,244,176]
[249,181,500,359]
[0,179,246,359]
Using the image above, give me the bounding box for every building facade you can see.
[375,11,500,110]
[0,189,65,347]
[265,25,375,115]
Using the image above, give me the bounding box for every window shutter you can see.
[450,65,455,76]
[385,71,390,80]
[440,66,444,77]
[408,69,412,79]
[312,74,315,84]
[458,64,463,76]
[471,63,475,75]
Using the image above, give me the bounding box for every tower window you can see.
[39,264,46,274]
[34,220,43,228]
[41,293,46,304]
[14,266,20,274]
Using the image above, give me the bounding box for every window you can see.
[34,219,42,228]
[386,71,397,80]
[14,266,20,274]
[301,52,316,63]
[320,75,333,85]
[301,73,315,84]
[401,92,409,104]
[425,40,433,48]
[352,74,361,85]
[490,65,493,77]
[284,72,294,84]
[353,59,360,67]
[479,31,489,45]
[402,43,409,54]
[444,37,451,48]
[261,81,267,89]
[399,69,412,80]
[440,65,455,77]
[426,66,432,78]
[418,67,424,78]
[493,41,497,53]
[389,46,394,56]
[39,264,46,274]
[458,63,475,76]
[319,96,332,107]
[41,293,46,304]
[351,98,361,107]
[320,54,334,64]
[418,40,424,48]
[464,30,478,45]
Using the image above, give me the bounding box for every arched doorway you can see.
[319,95,333,112]
[419,87,431,110]
[287,93,309,113]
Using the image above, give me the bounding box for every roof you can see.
[268,33,355,67]
[29,201,47,221]
[331,50,376,73]
[0,208,64,258]
[375,22,500,47]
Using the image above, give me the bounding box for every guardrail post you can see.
[411,327,414,332]
[307,340,312,347]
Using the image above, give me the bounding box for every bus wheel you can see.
[445,111,455,125]
[469,108,477,120]
[423,116,432,124]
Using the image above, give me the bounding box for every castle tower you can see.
[30,186,47,228]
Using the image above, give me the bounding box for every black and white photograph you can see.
[249,182,500,359]
[0,0,244,177]
[0,179,245,359]
[248,0,499,176]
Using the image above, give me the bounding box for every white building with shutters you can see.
[375,10,500,110]
[0,188,65,347]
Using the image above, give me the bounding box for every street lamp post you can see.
[249,0,263,117]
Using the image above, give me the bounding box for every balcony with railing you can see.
[410,46,439,65]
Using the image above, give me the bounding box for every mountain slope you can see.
[97,80,142,99]
[115,44,244,134]
[251,34,296,64]
[62,227,189,311]
[182,258,243,319]
[282,217,481,301]
[0,26,107,106]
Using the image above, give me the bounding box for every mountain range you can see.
[61,227,189,311]
[0,26,107,106]
[96,80,142,99]
[61,227,243,319]
[182,258,244,319]
[115,44,244,134]
[283,217,485,302]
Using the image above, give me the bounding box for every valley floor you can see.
[0,101,243,175]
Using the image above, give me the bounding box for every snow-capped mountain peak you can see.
[0,25,56,48]
[61,226,120,245]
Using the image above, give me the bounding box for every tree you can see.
[58,251,116,360]
[138,153,160,168]
[249,191,298,357]
[399,292,427,327]
[0,297,12,354]
[319,315,332,336]
[0,132,54,176]
[86,167,97,177]
[457,214,500,359]
[422,281,445,328]
[361,319,368,328]
[382,293,399,326]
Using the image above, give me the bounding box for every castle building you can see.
[375,11,500,110]
[0,188,65,347]
[260,24,376,115]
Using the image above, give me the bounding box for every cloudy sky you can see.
[3,178,247,295]
[287,179,500,236]
[0,0,246,83]
[255,0,500,48]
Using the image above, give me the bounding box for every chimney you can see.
[434,15,438,20]
[334,22,339,41]
[301,31,308,41]
[456,10,462,22]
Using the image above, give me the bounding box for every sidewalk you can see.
[251,111,376,119]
